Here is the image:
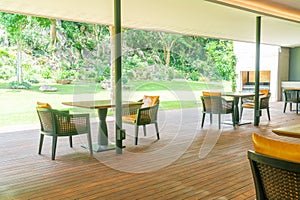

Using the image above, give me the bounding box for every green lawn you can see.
[0,80,227,127]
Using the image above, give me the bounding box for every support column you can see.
[114,0,123,154]
[254,16,261,126]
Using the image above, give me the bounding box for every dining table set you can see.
[62,100,143,152]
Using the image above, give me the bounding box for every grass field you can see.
[0,80,227,127]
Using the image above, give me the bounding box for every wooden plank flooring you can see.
[1,101,299,200]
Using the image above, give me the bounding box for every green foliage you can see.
[0,13,28,43]
[0,13,237,88]
[40,66,53,79]
[8,81,31,89]
[55,70,74,80]
[203,38,237,90]
[0,65,14,80]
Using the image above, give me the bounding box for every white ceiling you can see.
[1,0,300,47]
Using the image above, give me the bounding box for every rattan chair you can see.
[283,89,300,114]
[122,99,160,145]
[200,95,234,129]
[248,150,300,200]
[36,107,93,160]
[240,93,271,121]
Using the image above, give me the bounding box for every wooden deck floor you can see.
[1,101,299,200]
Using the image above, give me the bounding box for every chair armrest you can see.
[122,99,143,116]
[241,96,254,104]
[223,96,234,102]
[54,110,90,125]
[221,97,233,108]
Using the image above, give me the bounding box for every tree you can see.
[204,39,237,91]
[0,13,29,83]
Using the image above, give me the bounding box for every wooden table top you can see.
[222,92,256,98]
[283,88,300,91]
[272,124,300,139]
[62,100,143,109]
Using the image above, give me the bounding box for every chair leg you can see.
[290,103,292,112]
[143,125,146,136]
[297,103,299,114]
[231,112,235,126]
[210,114,212,124]
[201,113,206,128]
[38,134,44,154]
[87,132,93,156]
[218,114,221,129]
[69,136,73,148]
[135,125,139,145]
[283,102,287,113]
[267,108,271,121]
[155,122,160,140]
[52,136,58,160]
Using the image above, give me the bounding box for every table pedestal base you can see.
[81,143,116,152]
[223,120,251,126]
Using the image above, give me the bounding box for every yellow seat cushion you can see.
[202,91,221,96]
[252,133,300,163]
[141,95,159,108]
[37,101,52,108]
[122,114,137,124]
[242,103,254,108]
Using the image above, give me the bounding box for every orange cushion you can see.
[37,101,52,108]
[141,95,159,108]
[242,103,254,108]
[252,133,300,163]
[122,114,137,123]
[259,89,269,97]
[202,91,221,96]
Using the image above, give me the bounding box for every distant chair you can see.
[122,96,160,145]
[200,91,234,129]
[283,89,300,114]
[36,104,93,160]
[240,91,271,121]
[249,133,300,200]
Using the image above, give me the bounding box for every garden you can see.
[0,13,236,129]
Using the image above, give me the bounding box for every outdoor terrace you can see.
[1,101,299,199]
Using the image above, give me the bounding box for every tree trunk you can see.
[16,42,22,83]
[50,19,57,46]
[165,48,171,76]
[165,48,171,67]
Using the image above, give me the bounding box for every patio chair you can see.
[36,106,93,160]
[248,150,300,200]
[240,92,271,121]
[200,94,234,129]
[283,89,300,114]
[122,95,160,145]
[248,133,300,200]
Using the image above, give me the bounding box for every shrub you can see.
[8,81,31,89]
[0,65,14,80]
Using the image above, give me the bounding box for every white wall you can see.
[234,41,281,101]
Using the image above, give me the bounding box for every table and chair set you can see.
[200,90,271,129]
[35,88,300,198]
[36,96,160,160]
[201,89,300,199]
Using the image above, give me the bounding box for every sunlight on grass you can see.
[0,80,228,128]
